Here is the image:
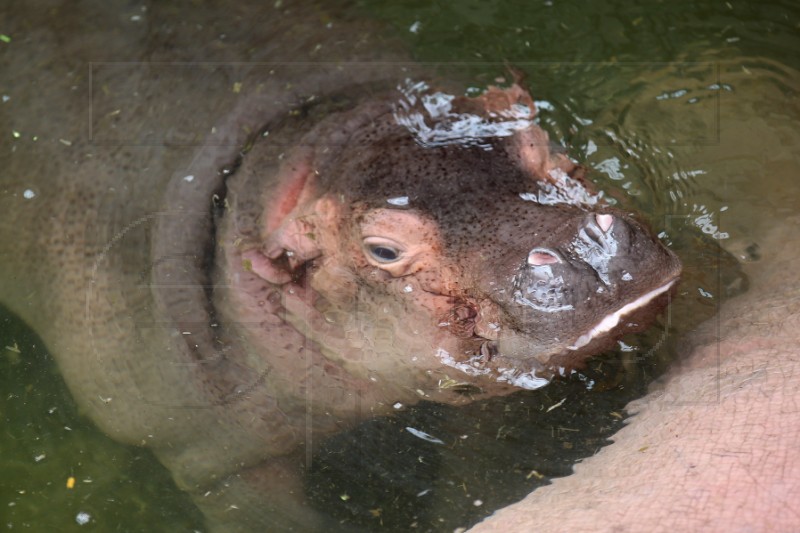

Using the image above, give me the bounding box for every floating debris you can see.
[526,469,545,480]
[75,511,91,525]
[405,427,445,445]
[546,397,566,412]
[5,342,20,353]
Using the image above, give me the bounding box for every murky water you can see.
[2,0,799,531]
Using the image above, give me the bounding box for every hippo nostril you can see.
[527,249,560,266]
[596,213,614,233]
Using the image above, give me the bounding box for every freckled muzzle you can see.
[492,211,681,366]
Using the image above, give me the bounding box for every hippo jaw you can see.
[427,274,678,393]
[567,278,677,351]
[485,275,678,369]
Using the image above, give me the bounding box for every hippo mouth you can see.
[568,278,678,351]
[465,276,679,382]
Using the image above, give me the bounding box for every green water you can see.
[2,0,799,531]
[0,311,204,530]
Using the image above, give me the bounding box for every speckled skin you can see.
[0,1,680,531]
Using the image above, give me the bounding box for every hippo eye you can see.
[363,237,405,264]
[367,244,401,263]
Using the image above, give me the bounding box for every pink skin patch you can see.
[263,149,316,235]
[246,151,337,287]
[596,213,614,233]
[527,250,560,266]
[359,209,443,278]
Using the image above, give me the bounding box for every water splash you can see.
[393,79,533,150]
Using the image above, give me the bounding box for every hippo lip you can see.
[568,278,678,351]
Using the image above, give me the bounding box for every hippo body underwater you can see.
[0,6,681,531]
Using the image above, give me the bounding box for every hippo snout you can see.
[512,212,633,312]
[487,209,681,366]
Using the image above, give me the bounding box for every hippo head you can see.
[237,82,681,400]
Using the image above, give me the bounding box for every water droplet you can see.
[387,196,409,206]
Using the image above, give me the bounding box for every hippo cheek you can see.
[308,280,466,377]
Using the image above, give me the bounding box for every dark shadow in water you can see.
[308,352,651,532]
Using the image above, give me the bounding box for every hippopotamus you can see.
[0,1,681,531]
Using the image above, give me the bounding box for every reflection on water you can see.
[2,0,799,530]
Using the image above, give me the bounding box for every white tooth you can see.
[596,213,614,232]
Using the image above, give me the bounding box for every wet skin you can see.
[0,2,682,531]
[235,84,681,394]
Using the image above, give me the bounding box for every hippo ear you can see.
[460,82,536,117]
[462,82,589,188]
[512,122,585,185]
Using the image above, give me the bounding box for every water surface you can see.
[1,0,798,530]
